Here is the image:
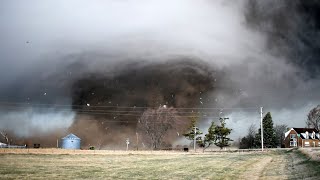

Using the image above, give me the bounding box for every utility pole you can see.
[260,107,264,151]
[126,138,130,151]
[194,126,197,152]
[136,132,139,151]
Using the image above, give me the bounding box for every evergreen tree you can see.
[254,112,277,148]
[214,118,232,149]
[197,121,216,152]
[239,136,249,149]
[254,130,261,147]
[183,116,202,145]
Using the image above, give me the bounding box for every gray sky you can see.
[0,0,319,139]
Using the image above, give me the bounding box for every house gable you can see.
[284,127,320,148]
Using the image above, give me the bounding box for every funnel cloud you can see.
[0,0,319,148]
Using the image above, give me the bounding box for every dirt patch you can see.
[240,156,272,180]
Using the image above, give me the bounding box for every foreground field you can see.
[0,149,320,179]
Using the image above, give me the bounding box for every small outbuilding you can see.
[61,133,81,149]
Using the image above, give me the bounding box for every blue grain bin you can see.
[61,133,81,149]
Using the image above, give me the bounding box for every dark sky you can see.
[0,0,319,139]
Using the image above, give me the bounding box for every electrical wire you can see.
[0,101,260,110]
[0,101,262,119]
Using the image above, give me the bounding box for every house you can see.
[284,128,320,148]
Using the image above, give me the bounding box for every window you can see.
[305,142,310,146]
[290,134,296,139]
[290,141,297,147]
[306,132,309,139]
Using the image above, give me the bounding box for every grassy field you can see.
[0,149,320,179]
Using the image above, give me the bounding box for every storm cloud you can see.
[0,0,319,146]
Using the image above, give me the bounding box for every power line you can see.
[0,101,260,110]
[0,105,259,114]
[0,106,261,117]
[0,106,260,118]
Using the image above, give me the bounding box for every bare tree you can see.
[0,130,9,145]
[274,124,288,147]
[247,124,256,148]
[306,105,320,131]
[137,106,177,149]
[239,124,256,149]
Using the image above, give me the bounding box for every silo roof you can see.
[62,133,81,140]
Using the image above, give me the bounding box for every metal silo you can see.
[61,133,81,149]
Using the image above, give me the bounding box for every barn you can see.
[61,133,81,149]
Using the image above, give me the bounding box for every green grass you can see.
[0,150,320,179]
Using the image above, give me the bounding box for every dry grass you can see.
[0,148,194,155]
[0,149,320,179]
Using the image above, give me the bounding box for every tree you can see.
[137,106,176,149]
[197,121,216,152]
[306,105,320,131]
[254,112,277,148]
[239,124,256,149]
[274,124,288,147]
[183,116,203,146]
[0,130,9,145]
[214,118,232,149]
[239,136,249,149]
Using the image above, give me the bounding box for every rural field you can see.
[0,149,320,179]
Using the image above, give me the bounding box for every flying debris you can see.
[1,0,319,150]
[219,110,224,117]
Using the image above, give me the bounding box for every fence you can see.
[0,145,26,149]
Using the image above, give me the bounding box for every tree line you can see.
[239,112,287,149]
[132,104,320,150]
[183,116,233,151]
[239,104,320,149]
[2,104,319,150]
[137,106,233,150]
